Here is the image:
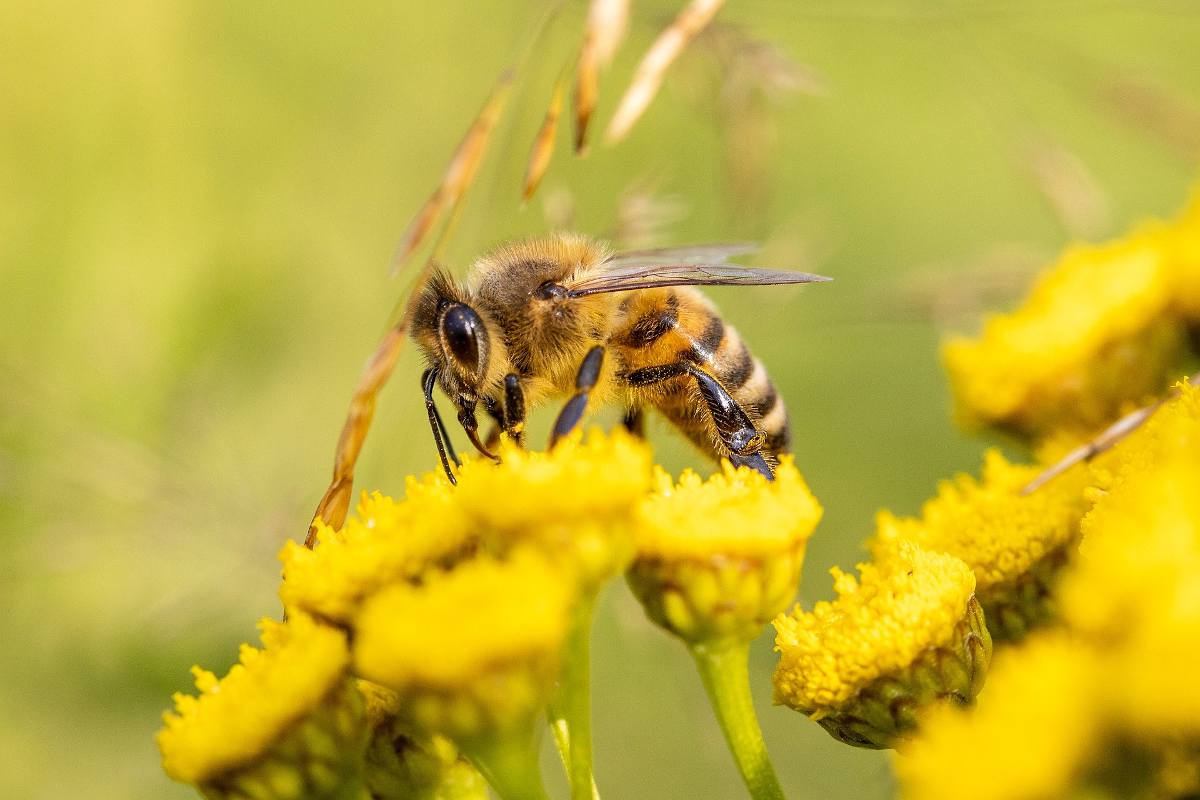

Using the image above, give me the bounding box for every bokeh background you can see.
[3,1,1199,797]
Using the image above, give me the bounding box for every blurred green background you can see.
[3,1,1198,797]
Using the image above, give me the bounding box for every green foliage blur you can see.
[3,2,1198,797]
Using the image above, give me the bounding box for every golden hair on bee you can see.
[411,233,829,485]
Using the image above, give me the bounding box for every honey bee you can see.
[410,233,828,484]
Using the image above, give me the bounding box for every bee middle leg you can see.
[625,362,773,480]
[550,345,605,446]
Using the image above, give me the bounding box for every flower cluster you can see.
[162,430,655,800]
[897,385,1200,799]
[159,431,839,800]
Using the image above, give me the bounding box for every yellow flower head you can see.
[452,428,653,585]
[895,633,1102,800]
[157,614,365,796]
[774,542,987,748]
[352,549,573,739]
[635,457,822,560]
[1053,387,1200,744]
[280,476,474,623]
[942,222,1185,439]
[872,450,1092,642]
[627,458,822,644]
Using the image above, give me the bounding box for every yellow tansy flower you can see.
[627,459,821,800]
[774,542,988,749]
[158,614,367,799]
[453,428,653,586]
[872,449,1093,643]
[895,633,1103,800]
[280,477,474,623]
[352,549,573,740]
[628,458,822,644]
[943,222,1186,440]
[1056,388,1200,748]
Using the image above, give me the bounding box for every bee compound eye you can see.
[440,303,485,375]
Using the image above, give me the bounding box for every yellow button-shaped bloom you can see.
[774,542,988,748]
[453,429,653,586]
[352,549,573,741]
[872,449,1093,643]
[157,614,366,799]
[895,633,1102,800]
[628,458,822,644]
[943,222,1185,440]
[280,477,474,623]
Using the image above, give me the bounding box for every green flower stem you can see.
[461,733,550,800]
[549,592,601,800]
[690,639,787,800]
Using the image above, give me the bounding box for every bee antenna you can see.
[422,368,460,485]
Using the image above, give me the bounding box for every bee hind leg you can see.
[625,362,774,481]
[550,346,605,446]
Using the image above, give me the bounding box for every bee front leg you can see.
[549,345,605,446]
[422,368,460,485]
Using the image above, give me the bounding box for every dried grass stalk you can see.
[605,0,724,144]
[574,0,630,152]
[524,71,568,201]
[306,326,408,546]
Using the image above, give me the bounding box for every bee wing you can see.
[607,242,758,265]
[563,261,831,297]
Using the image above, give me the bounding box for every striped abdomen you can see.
[613,287,790,465]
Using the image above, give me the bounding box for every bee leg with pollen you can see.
[550,345,605,446]
[625,362,774,481]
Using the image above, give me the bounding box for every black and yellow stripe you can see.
[613,287,790,465]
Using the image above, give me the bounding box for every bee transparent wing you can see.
[564,261,831,298]
[607,242,759,265]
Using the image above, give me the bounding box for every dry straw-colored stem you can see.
[305,327,408,547]
[605,0,724,144]
[524,70,569,202]
[574,0,629,153]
